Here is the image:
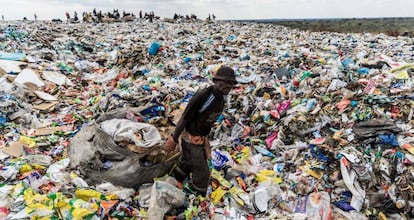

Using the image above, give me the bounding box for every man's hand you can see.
[165,135,177,152]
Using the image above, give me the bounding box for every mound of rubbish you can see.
[1,18,414,219]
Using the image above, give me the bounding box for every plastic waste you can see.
[0,17,414,220]
[149,42,161,55]
[0,52,26,61]
[148,181,185,220]
[253,187,268,213]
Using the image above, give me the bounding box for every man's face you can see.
[215,79,236,95]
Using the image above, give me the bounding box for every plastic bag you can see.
[305,192,333,220]
[147,181,185,220]
[149,42,161,55]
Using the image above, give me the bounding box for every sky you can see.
[0,0,413,21]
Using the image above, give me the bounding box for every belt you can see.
[182,130,207,145]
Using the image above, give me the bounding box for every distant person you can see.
[139,10,142,19]
[113,9,120,19]
[212,14,216,21]
[34,13,37,21]
[82,12,87,22]
[66,12,70,21]
[98,10,102,22]
[1,15,4,21]
[74,11,78,21]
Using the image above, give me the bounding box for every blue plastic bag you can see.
[0,114,6,126]
[309,144,329,162]
[357,67,369,74]
[140,105,165,119]
[184,57,191,63]
[148,42,161,55]
[334,200,355,211]
[212,150,229,170]
[341,57,354,68]
[378,134,399,146]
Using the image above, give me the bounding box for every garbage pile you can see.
[1,19,414,220]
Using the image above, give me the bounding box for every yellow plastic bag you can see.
[256,170,283,184]
[234,146,251,163]
[19,164,32,174]
[65,198,99,220]
[229,186,246,206]
[300,162,323,179]
[75,189,103,201]
[210,187,227,205]
[24,188,58,219]
[211,169,232,189]
[20,136,36,148]
[75,189,118,202]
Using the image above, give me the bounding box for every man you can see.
[165,66,237,195]
[74,11,79,21]
[65,12,70,22]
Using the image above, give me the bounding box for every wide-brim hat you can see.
[213,66,237,83]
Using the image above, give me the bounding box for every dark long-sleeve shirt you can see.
[173,85,224,141]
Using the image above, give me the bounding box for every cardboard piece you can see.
[14,68,45,87]
[2,141,26,157]
[33,91,58,101]
[42,71,68,85]
[23,82,40,91]
[33,101,58,111]
[32,126,71,136]
[0,60,26,75]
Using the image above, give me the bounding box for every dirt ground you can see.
[240,17,414,37]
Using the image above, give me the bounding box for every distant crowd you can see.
[171,13,216,22]
[64,9,148,23]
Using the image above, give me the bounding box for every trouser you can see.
[172,138,210,195]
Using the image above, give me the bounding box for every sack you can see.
[69,107,178,189]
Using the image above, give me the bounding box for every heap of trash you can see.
[1,18,414,220]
